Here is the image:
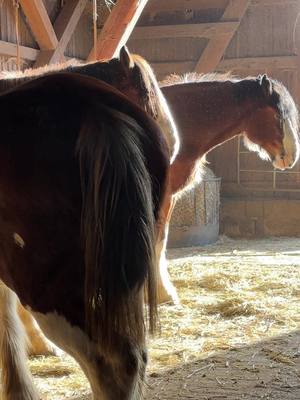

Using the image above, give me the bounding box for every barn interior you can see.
[0,0,300,399]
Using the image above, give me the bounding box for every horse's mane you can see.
[160,71,236,87]
[132,54,178,156]
[271,78,299,144]
[272,79,299,123]
[132,54,165,119]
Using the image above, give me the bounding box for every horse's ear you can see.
[119,46,134,71]
[258,74,273,97]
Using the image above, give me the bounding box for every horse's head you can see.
[104,47,178,161]
[243,74,299,170]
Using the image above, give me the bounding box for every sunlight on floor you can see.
[28,236,300,399]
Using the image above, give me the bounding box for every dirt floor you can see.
[26,237,300,399]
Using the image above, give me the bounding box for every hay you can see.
[26,237,300,398]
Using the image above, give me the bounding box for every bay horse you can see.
[0,47,178,356]
[0,47,178,160]
[0,73,169,399]
[157,73,300,303]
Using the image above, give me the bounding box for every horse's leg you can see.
[0,281,39,400]
[32,311,147,399]
[17,302,59,356]
[156,193,179,304]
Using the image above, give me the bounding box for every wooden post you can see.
[34,0,88,67]
[19,0,58,50]
[87,0,148,61]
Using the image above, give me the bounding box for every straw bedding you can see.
[14,237,300,398]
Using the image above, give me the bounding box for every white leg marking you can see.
[0,281,40,400]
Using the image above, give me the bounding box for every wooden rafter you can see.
[132,22,239,40]
[19,0,58,50]
[87,0,149,61]
[145,0,298,13]
[218,55,298,70]
[35,0,88,67]
[194,0,250,73]
[0,40,39,61]
[145,0,227,13]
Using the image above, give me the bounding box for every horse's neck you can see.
[163,80,260,159]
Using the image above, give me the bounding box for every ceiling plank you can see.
[87,0,149,61]
[19,0,58,50]
[194,0,250,73]
[131,21,239,40]
[35,0,88,67]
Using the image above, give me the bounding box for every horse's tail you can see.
[77,104,159,349]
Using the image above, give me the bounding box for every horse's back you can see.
[0,73,168,330]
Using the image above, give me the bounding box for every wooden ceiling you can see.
[0,0,148,67]
[0,0,298,73]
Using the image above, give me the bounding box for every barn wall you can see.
[0,0,94,70]
[129,0,300,238]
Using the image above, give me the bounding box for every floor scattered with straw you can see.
[19,237,300,398]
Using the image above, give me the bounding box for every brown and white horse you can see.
[0,73,169,400]
[157,73,300,303]
[0,48,178,357]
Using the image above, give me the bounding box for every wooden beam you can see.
[88,0,148,61]
[0,40,39,61]
[35,0,88,67]
[145,0,227,13]
[131,21,239,40]
[145,0,298,13]
[19,0,58,50]
[252,0,298,5]
[151,56,298,79]
[194,0,250,74]
[218,55,298,71]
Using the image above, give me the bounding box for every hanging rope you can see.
[93,0,98,60]
[13,0,21,71]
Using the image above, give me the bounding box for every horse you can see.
[0,47,178,160]
[0,72,169,400]
[0,47,178,356]
[156,72,300,303]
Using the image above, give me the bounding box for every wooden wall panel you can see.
[128,37,208,62]
[65,12,92,60]
[226,2,299,58]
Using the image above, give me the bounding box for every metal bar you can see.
[240,169,300,174]
[237,136,241,184]
[273,169,276,189]
[239,185,300,193]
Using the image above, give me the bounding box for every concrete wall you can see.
[221,199,300,237]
